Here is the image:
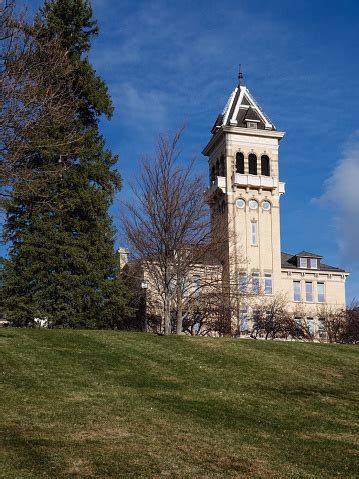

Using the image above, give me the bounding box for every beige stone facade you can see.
[202,78,348,337]
[123,75,348,338]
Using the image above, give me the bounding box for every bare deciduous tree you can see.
[316,304,355,343]
[181,280,241,336]
[345,300,359,344]
[249,293,310,340]
[122,129,213,335]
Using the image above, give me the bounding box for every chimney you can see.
[118,247,129,271]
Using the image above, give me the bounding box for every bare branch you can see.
[0,0,81,212]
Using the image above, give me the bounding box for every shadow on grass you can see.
[2,424,66,477]
[0,333,16,338]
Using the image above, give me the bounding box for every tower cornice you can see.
[202,127,285,156]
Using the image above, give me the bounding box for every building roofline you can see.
[281,251,349,274]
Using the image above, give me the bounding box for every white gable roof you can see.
[212,84,276,133]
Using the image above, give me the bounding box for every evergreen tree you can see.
[3,0,129,327]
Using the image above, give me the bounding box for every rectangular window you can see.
[299,257,307,268]
[183,277,190,297]
[247,121,257,129]
[252,272,260,294]
[307,318,314,337]
[293,281,301,302]
[239,307,248,331]
[294,317,302,337]
[264,273,272,295]
[305,282,313,302]
[317,282,325,303]
[251,222,257,246]
[318,319,326,338]
[193,321,201,335]
[252,310,260,329]
[169,278,176,295]
[239,273,247,294]
[192,275,201,298]
[310,258,318,269]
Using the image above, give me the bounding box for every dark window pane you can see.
[249,154,257,175]
[236,152,244,174]
[261,155,270,176]
[219,155,225,176]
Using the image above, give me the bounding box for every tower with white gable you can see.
[203,67,285,298]
[202,68,348,325]
[124,68,348,338]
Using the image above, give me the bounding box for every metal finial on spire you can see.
[238,64,244,86]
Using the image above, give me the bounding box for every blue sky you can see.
[14,0,359,301]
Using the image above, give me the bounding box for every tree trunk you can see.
[164,294,171,335]
[176,287,183,335]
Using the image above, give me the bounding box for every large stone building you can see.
[202,70,348,335]
[122,71,349,338]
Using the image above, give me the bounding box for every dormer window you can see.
[294,252,322,270]
[244,108,261,129]
[309,258,318,269]
[299,258,307,268]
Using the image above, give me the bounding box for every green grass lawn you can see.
[0,330,358,478]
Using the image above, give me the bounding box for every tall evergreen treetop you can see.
[3,0,129,327]
[39,0,114,124]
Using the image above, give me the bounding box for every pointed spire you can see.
[238,64,244,86]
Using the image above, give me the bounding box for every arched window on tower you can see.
[248,154,257,175]
[210,165,215,183]
[261,155,270,176]
[219,155,225,176]
[215,159,219,177]
[236,152,244,174]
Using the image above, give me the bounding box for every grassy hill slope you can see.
[1,330,358,478]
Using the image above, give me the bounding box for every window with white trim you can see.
[239,307,248,331]
[264,273,272,295]
[252,272,260,294]
[293,281,301,302]
[318,319,326,338]
[307,318,314,337]
[238,273,247,294]
[310,258,318,269]
[305,282,313,302]
[251,222,257,246]
[294,317,303,337]
[299,257,307,268]
[317,282,325,303]
[192,275,201,298]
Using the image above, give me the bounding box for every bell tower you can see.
[203,68,286,297]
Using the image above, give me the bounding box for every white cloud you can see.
[109,81,171,145]
[316,131,359,267]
